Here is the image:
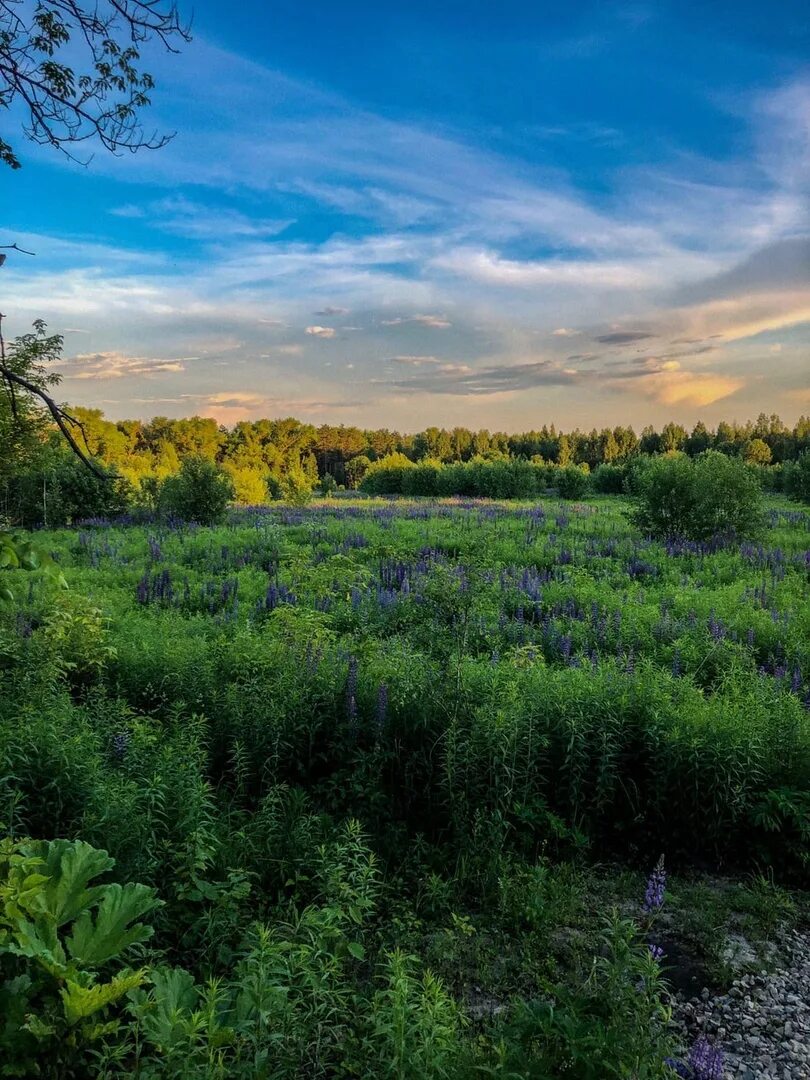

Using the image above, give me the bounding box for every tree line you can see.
[3,403,810,524]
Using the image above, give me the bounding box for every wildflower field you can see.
[1,494,809,1077]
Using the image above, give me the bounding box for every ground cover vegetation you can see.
[1,487,809,1077]
[1,320,809,1077]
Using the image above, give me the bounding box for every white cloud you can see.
[305,325,336,338]
[65,352,189,380]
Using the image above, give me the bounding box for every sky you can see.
[1,0,809,431]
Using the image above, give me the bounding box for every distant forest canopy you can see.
[2,404,809,512]
[40,407,810,478]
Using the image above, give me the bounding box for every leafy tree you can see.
[743,437,772,465]
[0,0,189,168]
[659,422,687,454]
[685,421,712,457]
[632,451,765,540]
[270,465,315,506]
[223,463,269,506]
[0,318,104,477]
[345,454,371,490]
[159,454,234,524]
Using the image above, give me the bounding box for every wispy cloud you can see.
[3,40,808,426]
[381,314,452,328]
[65,352,191,379]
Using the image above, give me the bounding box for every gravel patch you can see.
[672,928,810,1079]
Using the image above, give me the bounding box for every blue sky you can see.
[1,0,808,429]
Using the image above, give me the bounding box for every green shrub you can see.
[592,463,626,494]
[270,466,316,506]
[360,453,415,495]
[784,449,810,505]
[320,472,339,496]
[555,465,590,499]
[632,451,765,540]
[159,455,234,524]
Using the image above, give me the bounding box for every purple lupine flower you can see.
[671,648,681,678]
[664,1060,691,1079]
[648,943,664,962]
[110,731,130,761]
[643,855,666,913]
[689,1036,724,1080]
[346,656,358,726]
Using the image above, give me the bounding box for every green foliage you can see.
[784,450,810,505]
[0,0,188,169]
[743,437,772,465]
[360,453,416,495]
[0,529,66,606]
[0,493,807,1077]
[592,463,626,494]
[41,594,117,683]
[160,456,235,524]
[358,949,463,1080]
[501,913,675,1078]
[270,466,316,506]
[632,451,766,540]
[345,454,372,489]
[0,836,159,1074]
[555,465,590,499]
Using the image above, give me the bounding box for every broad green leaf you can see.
[61,968,146,1024]
[66,882,159,966]
[21,839,114,927]
[137,967,200,1049]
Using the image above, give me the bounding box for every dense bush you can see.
[784,449,810,505]
[269,465,316,505]
[554,465,590,499]
[159,455,235,524]
[592,462,626,494]
[632,451,765,540]
[1,454,132,527]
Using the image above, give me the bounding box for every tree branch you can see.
[0,366,111,477]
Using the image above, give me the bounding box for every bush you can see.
[784,450,810,505]
[268,466,316,505]
[592,463,626,494]
[401,460,442,496]
[632,450,765,540]
[159,455,234,524]
[554,465,590,499]
[320,472,338,497]
[360,453,415,495]
[3,455,132,527]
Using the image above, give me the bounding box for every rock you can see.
[671,927,810,1080]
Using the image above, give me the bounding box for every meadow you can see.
[1,493,809,1077]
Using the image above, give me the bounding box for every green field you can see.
[1,495,808,1077]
